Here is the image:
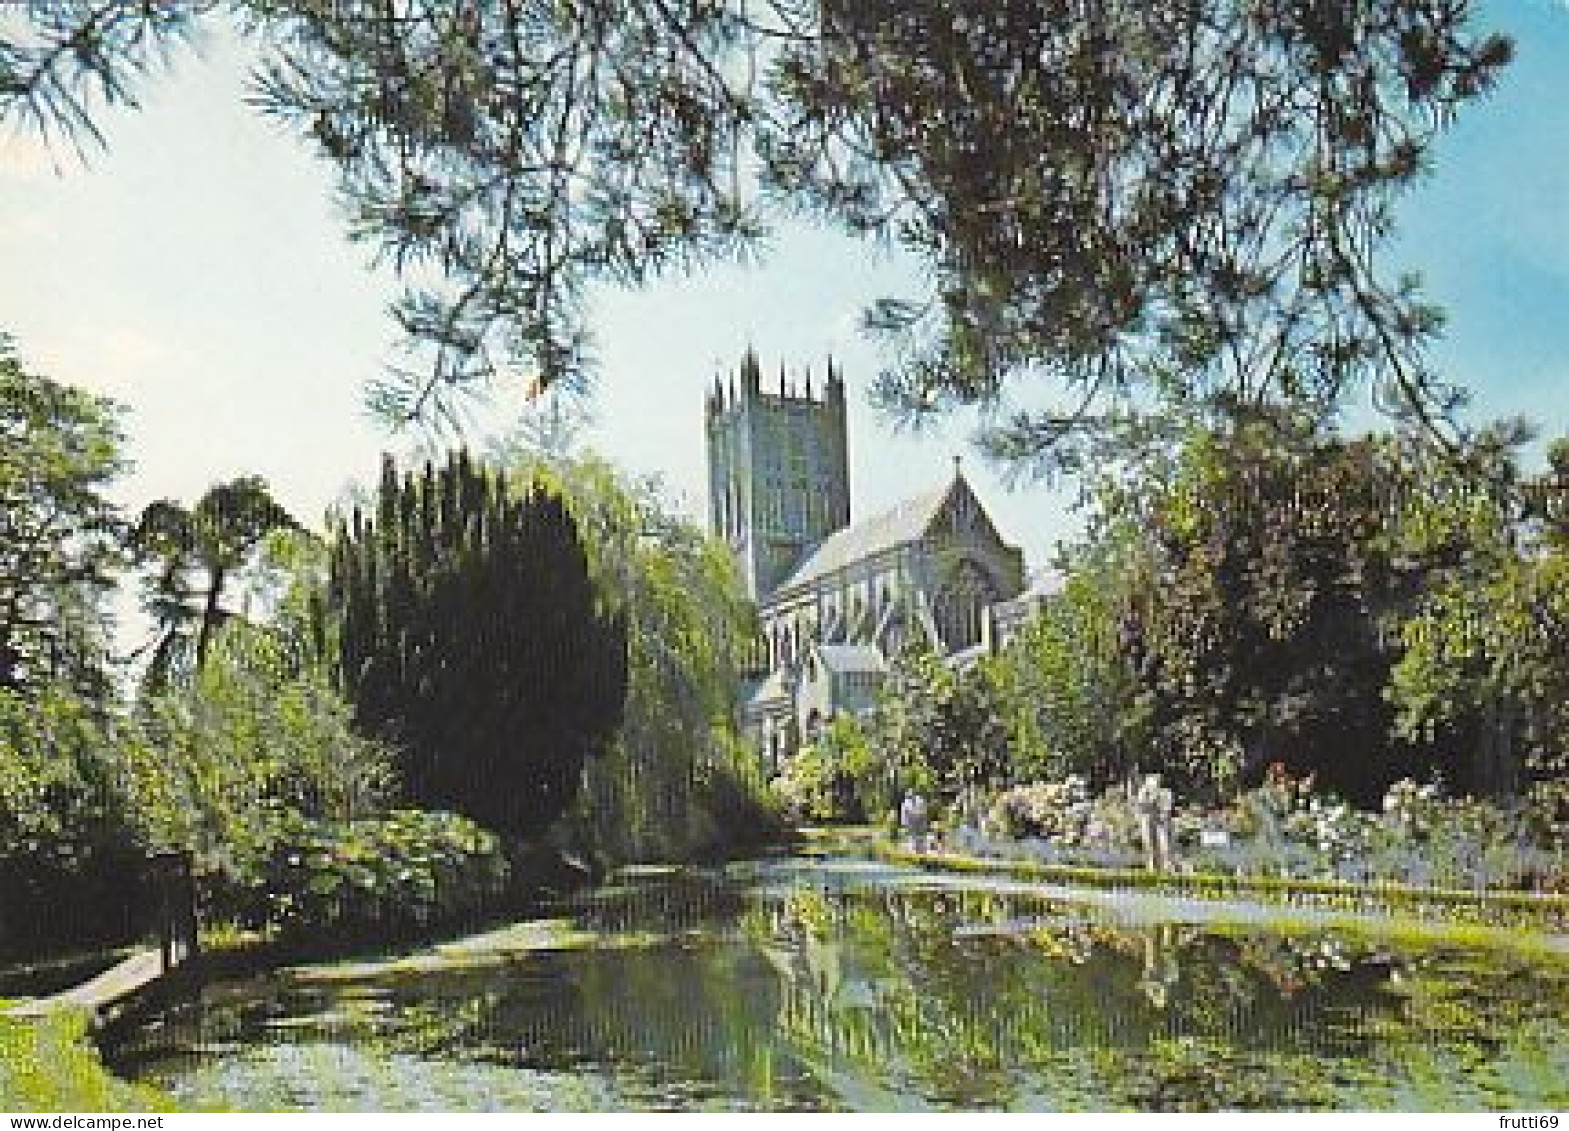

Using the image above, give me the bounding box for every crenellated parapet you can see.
[705,349,853,601]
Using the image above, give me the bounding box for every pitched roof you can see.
[814,644,887,675]
[745,666,794,709]
[774,481,953,594]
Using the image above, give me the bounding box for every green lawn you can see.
[0,1006,174,1113]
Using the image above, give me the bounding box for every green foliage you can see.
[132,475,300,692]
[982,558,1140,788]
[261,809,510,942]
[1108,415,1410,802]
[1377,427,1568,810]
[506,448,782,861]
[1390,522,1569,805]
[0,685,140,954]
[324,450,628,840]
[0,686,120,863]
[874,644,1006,804]
[0,6,1510,448]
[123,620,397,922]
[772,715,883,824]
[0,337,126,697]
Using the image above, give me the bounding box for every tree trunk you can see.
[194,565,226,670]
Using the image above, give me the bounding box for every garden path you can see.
[3,949,163,1020]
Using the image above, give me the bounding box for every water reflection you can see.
[108,856,1569,1111]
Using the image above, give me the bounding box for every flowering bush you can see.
[769,718,885,824]
[1195,773,1561,889]
[1377,781,1551,890]
[979,779,1144,866]
[988,777,1092,844]
[1381,778,1445,839]
[964,762,1566,893]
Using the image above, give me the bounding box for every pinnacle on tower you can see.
[825,356,845,406]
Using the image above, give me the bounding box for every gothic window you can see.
[787,430,807,479]
[934,558,999,650]
[823,600,844,644]
[949,491,978,537]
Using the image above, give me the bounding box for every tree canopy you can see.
[0,336,126,697]
[320,450,628,839]
[132,475,301,690]
[875,642,1007,803]
[1,3,1511,460]
[1112,414,1411,802]
[500,444,776,861]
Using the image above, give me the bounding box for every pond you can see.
[105,849,1569,1111]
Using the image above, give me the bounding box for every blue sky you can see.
[1,0,1566,578]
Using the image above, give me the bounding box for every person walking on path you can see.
[900,790,931,854]
[1134,773,1175,871]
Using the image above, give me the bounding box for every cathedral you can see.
[706,350,1041,768]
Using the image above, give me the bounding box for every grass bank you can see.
[0,1006,175,1112]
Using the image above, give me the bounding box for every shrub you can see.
[0,686,143,955]
[770,745,846,824]
[770,716,884,824]
[978,778,1143,867]
[988,778,1092,843]
[120,626,397,923]
[261,809,510,942]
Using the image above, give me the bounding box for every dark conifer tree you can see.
[321,450,627,838]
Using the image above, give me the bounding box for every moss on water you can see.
[0,1006,176,1112]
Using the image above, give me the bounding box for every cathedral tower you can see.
[705,348,851,600]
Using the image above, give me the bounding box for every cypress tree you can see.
[323,451,627,838]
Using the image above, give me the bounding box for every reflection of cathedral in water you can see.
[750,886,1402,1099]
[705,351,1045,767]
